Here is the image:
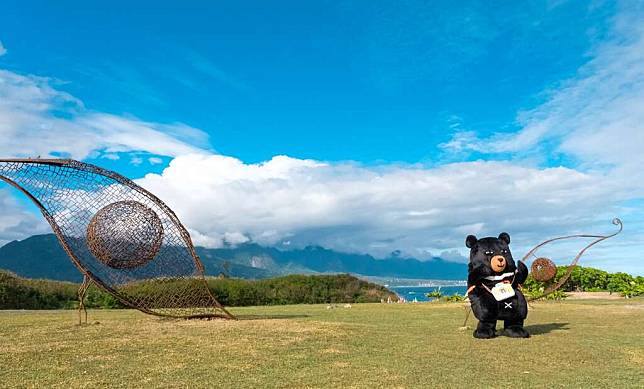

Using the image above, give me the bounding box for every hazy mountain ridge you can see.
[0,234,467,282]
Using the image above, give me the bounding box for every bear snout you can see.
[491,255,506,272]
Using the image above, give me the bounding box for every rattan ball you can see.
[87,201,164,269]
[531,257,557,282]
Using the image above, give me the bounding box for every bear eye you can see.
[484,251,494,256]
[501,249,508,254]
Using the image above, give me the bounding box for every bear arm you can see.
[514,260,529,285]
[467,272,478,286]
[468,264,488,286]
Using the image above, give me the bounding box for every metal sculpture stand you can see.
[78,275,90,325]
[0,158,235,320]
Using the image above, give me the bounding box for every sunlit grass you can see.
[1,299,642,388]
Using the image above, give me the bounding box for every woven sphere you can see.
[531,257,557,282]
[87,201,164,269]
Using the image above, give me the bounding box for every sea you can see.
[389,285,468,302]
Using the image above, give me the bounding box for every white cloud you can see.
[441,2,644,177]
[434,3,644,273]
[0,66,213,245]
[103,153,120,160]
[0,189,48,246]
[0,69,211,159]
[1,7,642,275]
[0,41,6,57]
[135,154,631,267]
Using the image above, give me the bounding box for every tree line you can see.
[523,265,644,298]
[424,265,643,302]
[0,271,396,310]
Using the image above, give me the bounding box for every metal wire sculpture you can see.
[530,257,557,282]
[521,218,623,301]
[87,200,165,269]
[0,158,235,321]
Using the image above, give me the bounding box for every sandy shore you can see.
[566,291,623,300]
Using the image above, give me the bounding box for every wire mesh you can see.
[87,200,165,269]
[530,257,557,282]
[0,158,234,319]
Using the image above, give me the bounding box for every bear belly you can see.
[470,288,528,322]
[496,291,527,321]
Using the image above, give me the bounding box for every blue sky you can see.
[0,1,615,165]
[1,1,643,274]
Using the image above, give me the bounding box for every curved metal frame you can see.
[520,218,623,301]
[0,158,235,320]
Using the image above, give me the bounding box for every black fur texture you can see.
[466,233,530,339]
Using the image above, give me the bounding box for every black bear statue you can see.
[466,232,530,339]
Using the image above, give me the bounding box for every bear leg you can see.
[502,319,530,338]
[473,320,497,339]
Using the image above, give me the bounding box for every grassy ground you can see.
[1,299,643,388]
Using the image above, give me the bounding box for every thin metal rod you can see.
[524,218,622,301]
[78,275,91,325]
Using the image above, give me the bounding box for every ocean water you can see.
[389,285,468,302]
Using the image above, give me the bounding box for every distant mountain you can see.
[0,234,271,282]
[0,234,467,282]
[0,234,81,281]
[204,243,466,280]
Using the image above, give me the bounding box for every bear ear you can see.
[466,235,478,249]
[498,232,510,244]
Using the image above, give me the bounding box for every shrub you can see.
[441,293,466,302]
[424,288,443,299]
[0,270,396,309]
[522,265,643,298]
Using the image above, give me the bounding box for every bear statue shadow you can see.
[466,232,530,339]
[524,322,570,335]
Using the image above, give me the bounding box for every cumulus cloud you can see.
[0,66,212,244]
[0,69,211,159]
[135,154,628,262]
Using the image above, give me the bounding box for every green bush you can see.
[618,281,644,298]
[522,265,643,298]
[206,274,395,306]
[0,270,396,309]
[424,289,443,299]
[0,271,76,309]
[441,293,466,302]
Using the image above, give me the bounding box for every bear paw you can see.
[502,326,530,338]
[473,328,497,339]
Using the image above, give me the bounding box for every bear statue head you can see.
[465,232,517,278]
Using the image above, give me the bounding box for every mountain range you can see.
[0,234,467,282]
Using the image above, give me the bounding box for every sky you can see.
[0,1,643,275]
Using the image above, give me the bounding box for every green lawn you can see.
[1,299,643,388]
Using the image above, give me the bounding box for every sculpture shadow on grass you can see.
[524,322,570,335]
[152,314,309,322]
[235,314,311,321]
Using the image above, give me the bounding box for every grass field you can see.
[1,299,643,388]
